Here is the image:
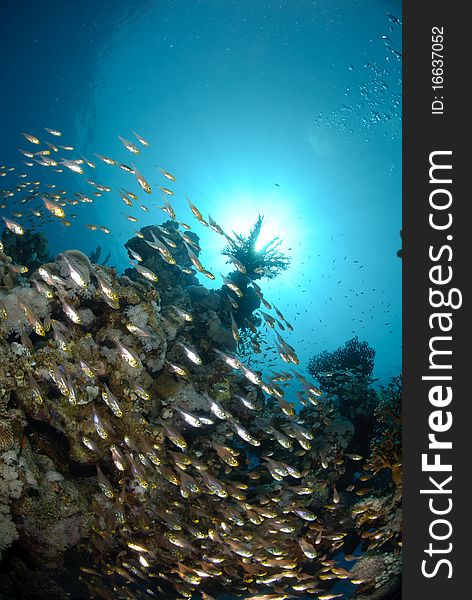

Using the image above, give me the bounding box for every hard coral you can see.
[308,336,376,394]
[367,376,402,486]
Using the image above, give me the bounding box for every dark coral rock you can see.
[308,336,376,393]
[2,229,53,273]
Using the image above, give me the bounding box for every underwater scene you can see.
[0,1,401,599]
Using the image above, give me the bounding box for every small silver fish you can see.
[174,406,203,428]
[118,135,140,154]
[2,216,24,235]
[114,336,141,368]
[133,164,151,194]
[177,341,202,365]
[132,131,150,146]
[60,297,81,324]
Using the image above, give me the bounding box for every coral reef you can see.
[308,336,376,393]
[221,215,291,330]
[1,229,53,275]
[0,114,401,600]
[0,449,22,561]
[307,337,380,458]
[365,376,402,487]
[0,237,401,599]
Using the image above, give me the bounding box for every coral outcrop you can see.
[0,235,401,599]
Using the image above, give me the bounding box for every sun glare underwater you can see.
[0,1,402,600]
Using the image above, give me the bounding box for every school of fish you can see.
[0,128,401,600]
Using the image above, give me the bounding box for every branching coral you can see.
[308,336,376,394]
[222,215,291,282]
[220,215,291,336]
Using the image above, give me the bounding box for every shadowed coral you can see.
[1,229,53,274]
[222,215,291,281]
[366,376,402,487]
[308,336,376,393]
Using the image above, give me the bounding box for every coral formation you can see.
[222,215,291,281]
[0,112,400,600]
[1,229,53,275]
[221,215,291,329]
[366,376,402,486]
[308,336,376,393]
[0,449,22,561]
[0,234,401,599]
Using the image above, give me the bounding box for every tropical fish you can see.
[95,271,118,301]
[18,299,45,336]
[160,421,187,451]
[230,421,260,446]
[132,262,158,282]
[234,393,257,411]
[2,216,24,235]
[145,230,176,264]
[158,167,176,182]
[22,132,40,144]
[63,256,88,288]
[187,197,208,226]
[208,215,225,236]
[133,164,152,194]
[95,153,117,166]
[132,131,150,146]
[114,336,141,368]
[125,322,153,338]
[207,395,233,420]
[119,189,133,206]
[212,347,241,370]
[102,383,123,418]
[230,312,240,342]
[118,135,140,154]
[221,274,243,297]
[171,305,193,322]
[174,406,203,428]
[79,360,95,379]
[60,296,82,324]
[61,159,83,174]
[92,406,115,439]
[211,443,239,467]
[44,127,62,136]
[96,464,114,498]
[166,362,189,378]
[177,341,202,365]
[128,248,143,262]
